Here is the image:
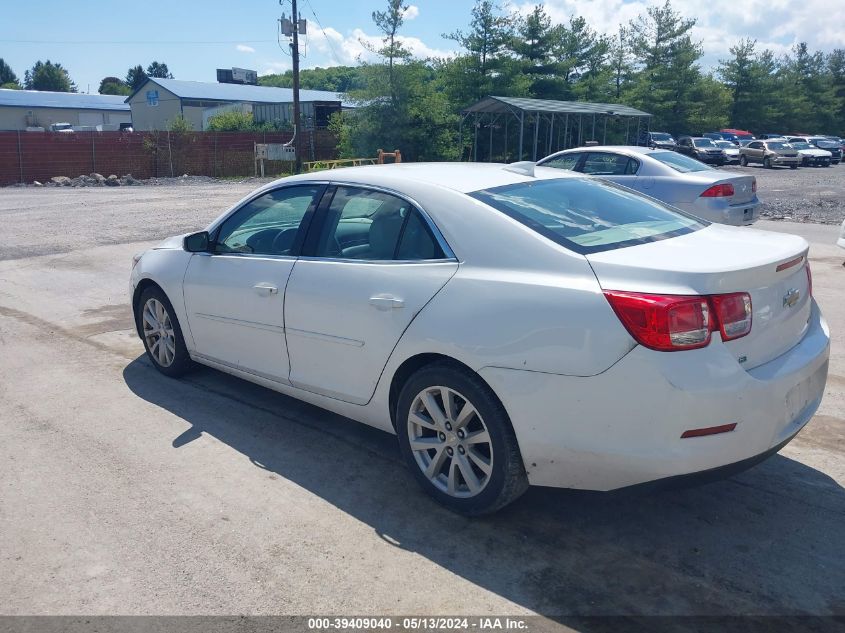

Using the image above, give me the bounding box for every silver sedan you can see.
[535,146,760,225]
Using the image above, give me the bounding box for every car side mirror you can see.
[183,231,210,253]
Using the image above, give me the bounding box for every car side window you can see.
[540,153,582,171]
[582,153,638,176]
[214,185,322,256]
[313,187,444,261]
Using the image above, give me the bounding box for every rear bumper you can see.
[680,198,761,226]
[480,301,830,490]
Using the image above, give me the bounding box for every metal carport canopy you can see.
[461,95,652,162]
[464,95,651,118]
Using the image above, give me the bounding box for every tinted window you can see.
[314,187,444,261]
[581,153,639,176]
[749,142,763,149]
[215,185,321,256]
[649,151,710,173]
[693,138,716,148]
[470,178,704,255]
[651,133,673,141]
[540,153,582,170]
[767,142,787,150]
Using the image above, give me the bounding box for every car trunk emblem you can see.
[783,288,800,308]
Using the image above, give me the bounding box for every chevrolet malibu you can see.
[130,164,829,515]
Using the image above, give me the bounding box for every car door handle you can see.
[253,283,278,296]
[369,295,404,310]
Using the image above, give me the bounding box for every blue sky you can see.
[3,1,843,93]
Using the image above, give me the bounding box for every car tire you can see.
[764,157,773,169]
[740,155,748,167]
[790,163,798,170]
[396,361,529,516]
[136,286,193,378]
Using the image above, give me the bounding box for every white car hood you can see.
[797,148,831,157]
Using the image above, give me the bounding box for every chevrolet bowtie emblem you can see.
[783,288,800,308]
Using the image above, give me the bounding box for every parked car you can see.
[703,132,737,145]
[535,146,759,225]
[712,140,741,163]
[760,133,787,140]
[791,137,842,164]
[638,131,677,150]
[721,128,755,141]
[130,163,828,514]
[786,139,832,167]
[676,136,727,165]
[838,218,845,250]
[740,140,799,169]
[50,122,74,133]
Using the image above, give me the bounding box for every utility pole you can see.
[290,0,302,173]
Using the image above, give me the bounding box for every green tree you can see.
[510,5,557,97]
[259,66,366,92]
[717,39,782,132]
[126,65,147,91]
[0,58,20,88]
[98,76,130,95]
[146,61,173,79]
[370,0,411,107]
[24,60,77,92]
[626,0,704,132]
[778,43,840,133]
[167,114,193,132]
[444,1,514,103]
[827,49,845,135]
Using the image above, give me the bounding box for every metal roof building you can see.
[0,89,131,131]
[126,77,351,131]
[461,95,652,162]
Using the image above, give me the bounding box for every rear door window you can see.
[581,153,639,175]
[470,178,705,255]
[539,153,583,171]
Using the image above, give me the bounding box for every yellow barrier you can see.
[303,158,378,172]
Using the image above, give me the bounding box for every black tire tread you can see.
[137,286,194,378]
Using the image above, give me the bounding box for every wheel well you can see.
[132,278,163,337]
[388,353,481,430]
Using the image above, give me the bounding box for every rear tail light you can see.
[751,178,757,193]
[604,292,711,351]
[710,292,752,340]
[700,183,735,197]
[806,262,813,297]
[604,290,753,351]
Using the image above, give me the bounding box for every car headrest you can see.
[368,207,405,259]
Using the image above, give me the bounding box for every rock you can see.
[120,174,139,185]
[33,181,43,187]
[105,175,120,186]
[50,176,72,186]
[89,173,106,184]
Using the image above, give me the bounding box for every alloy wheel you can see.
[142,298,176,367]
[407,386,493,498]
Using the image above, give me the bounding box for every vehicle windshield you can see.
[789,142,811,149]
[651,133,673,141]
[469,178,705,255]
[767,142,788,150]
[649,151,711,173]
[693,138,716,148]
[714,141,735,148]
[814,140,839,149]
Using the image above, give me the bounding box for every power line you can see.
[302,0,344,66]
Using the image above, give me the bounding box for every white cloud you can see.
[236,44,256,53]
[307,26,456,66]
[403,5,420,20]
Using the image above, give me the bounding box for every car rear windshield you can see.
[649,151,710,173]
[815,140,839,149]
[469,178,705,255]
[651,133,673,141]
[768,142,788,149]
[693,138,716,148]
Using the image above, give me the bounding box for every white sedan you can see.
[130,163,829,514]
[536,145,761,225]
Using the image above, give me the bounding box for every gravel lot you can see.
[723,163,845,224]
[0,182,843,619]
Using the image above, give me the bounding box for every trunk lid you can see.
[722,175,756,204]
[586,224,811,369]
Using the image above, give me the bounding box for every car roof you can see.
[271,162,580,195]
[545,145,677,157]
